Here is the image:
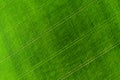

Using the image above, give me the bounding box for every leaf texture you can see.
[0,0,120,80]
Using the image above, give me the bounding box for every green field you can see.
[0,0,120,80]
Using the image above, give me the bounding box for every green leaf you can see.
[0,0,120,80]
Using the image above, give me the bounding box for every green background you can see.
[0,0,120,80]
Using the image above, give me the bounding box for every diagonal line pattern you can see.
[4,0,90,33]
[17,11,120,80]
[1,0,120,80]
[0,0,97,64]
[5,7,120,77]
[58,42,120,80]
